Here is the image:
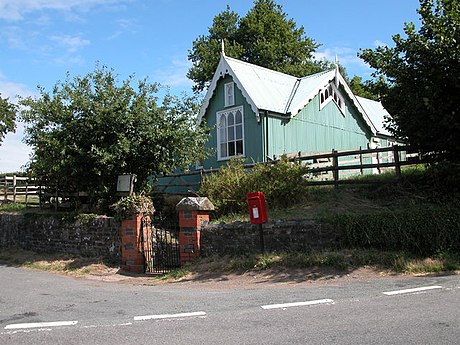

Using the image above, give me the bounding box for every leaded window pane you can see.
[220,143,227,157]
[235,110,242,124]
[228,141,236,156]
[228,126,234,141]
[236,140,243,155]
[236,124,243,140]
[228,112,234,126]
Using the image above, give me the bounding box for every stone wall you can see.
[201,219,341,256]
[0,214,120,260]
[0,213,341,261]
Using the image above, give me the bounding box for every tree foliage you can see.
[349,76,379,101]
[359,0,460,161]
[20,65,209,211]
[188,0,329,93]
[0,94,17,144]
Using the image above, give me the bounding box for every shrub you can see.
[199,158,310,216]
[110,194,155,220]
[330,205,460,256]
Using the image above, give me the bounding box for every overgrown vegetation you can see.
[200,158,310,216]
[328,205,460,256]
[200,160,460,260]
[110,194,155,220]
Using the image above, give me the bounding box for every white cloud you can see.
[50,34,90,52]
[153,56,193,89]
[108,18,140,40]
[0,123,31,173]
[314,46,371,77]
[0,75,34,173]
[0,0,130,21]
[373,40,389,47]
[0,73,33,101]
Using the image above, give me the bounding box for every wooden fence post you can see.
[359,146,363,175]
[3,176,7,202]
[393,145,401,179]
[332,149,339,188]
[13,175,17,203]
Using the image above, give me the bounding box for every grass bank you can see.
[1,247,458,282]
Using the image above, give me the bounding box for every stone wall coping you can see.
[176,197,215,211]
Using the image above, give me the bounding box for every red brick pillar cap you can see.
[176,197,215,211]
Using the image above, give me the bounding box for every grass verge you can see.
[0,247,117,276]
[155,249,460,281]
[1,247,458,282]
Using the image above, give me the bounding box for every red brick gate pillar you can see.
[120,214,151,273]
[176,197,214,265]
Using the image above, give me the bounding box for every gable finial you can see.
[335,55,340,87]
[221,39,226,56]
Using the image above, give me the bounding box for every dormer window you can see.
[224,82,235,107]
[319,82,345,114]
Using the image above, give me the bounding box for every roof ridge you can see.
[298,69,335,80]
[223,55,298,80]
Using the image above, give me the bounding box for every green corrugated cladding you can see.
[201,75,264,169]
[265,95,371,158]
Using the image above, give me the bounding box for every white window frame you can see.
[224,82,235,107]
[319,82,345,115]
[216,105,245,161]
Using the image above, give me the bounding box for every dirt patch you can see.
[75,265,397,289]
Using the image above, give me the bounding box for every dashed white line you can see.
[4,320,78,330]
[134,311,207,321]
[383,285,443,296]
[261,299,334,310]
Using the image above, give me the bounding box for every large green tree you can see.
[0,94,17,144]
[20,65,209,211]
[188,0,328,93]
[359,0,460,161]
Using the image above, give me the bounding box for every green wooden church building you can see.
[157,52,396,193]
[196,52,394,170]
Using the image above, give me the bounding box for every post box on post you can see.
[246,192,268,252]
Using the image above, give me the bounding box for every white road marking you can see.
[383,285,443,296]
[4,320,78,330]
[82,322,133,329]
[1,328,53,335]
[134,311,207,321]
[261,299,334,310]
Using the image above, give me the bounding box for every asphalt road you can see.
[0,264,459,344]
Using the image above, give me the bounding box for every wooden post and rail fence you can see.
[1,145,428,204]
[155,145,427,193]
[0,175,39,206]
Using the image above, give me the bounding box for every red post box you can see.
[247,192,268,224]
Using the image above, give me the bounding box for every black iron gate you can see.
[142,218,181,274]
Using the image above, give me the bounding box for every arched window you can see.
[217,106,244,160]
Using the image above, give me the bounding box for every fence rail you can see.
[156,145,426,192]
[1,175,40,205]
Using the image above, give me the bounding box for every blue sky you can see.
[0,0,421,173]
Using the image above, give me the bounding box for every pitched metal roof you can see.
[355,96,392,136]
[198,54,388,137]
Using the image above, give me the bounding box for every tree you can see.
[349,76,379,100]
[20,65,209,211]
[0,94,17,144]
[187,0,328,93]
[187,6,245,93]
[359,0,460,161]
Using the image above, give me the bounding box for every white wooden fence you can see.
[0,175,39,205]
